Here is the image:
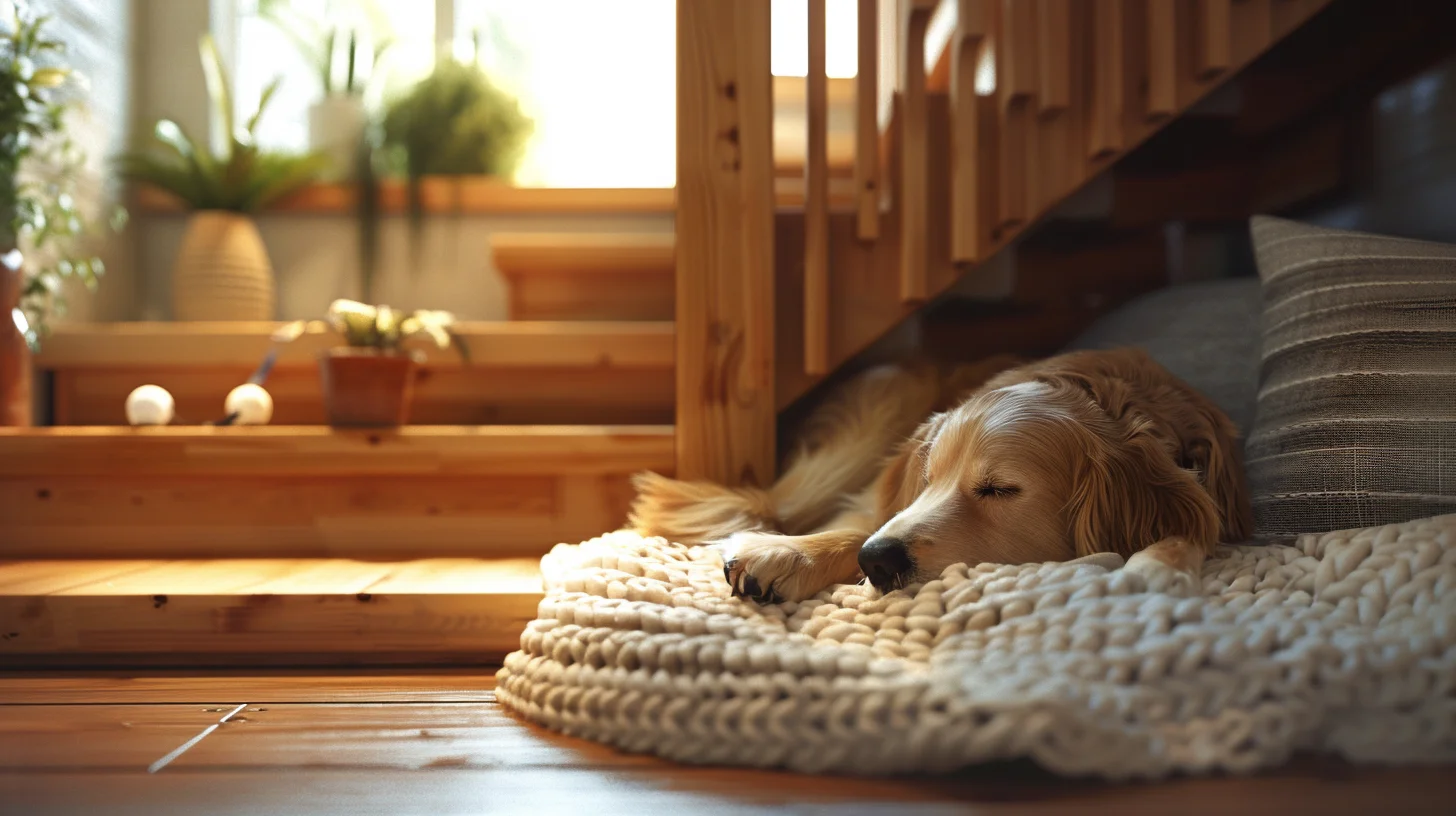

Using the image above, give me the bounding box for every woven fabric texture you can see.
[1247,215,1456,537]
[497,514,1456,779]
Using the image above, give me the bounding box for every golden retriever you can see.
[629,348,1253,603]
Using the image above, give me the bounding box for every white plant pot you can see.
[308,94,368,179]
[172,211,275,321]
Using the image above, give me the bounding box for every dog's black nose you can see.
[859,536,913,592]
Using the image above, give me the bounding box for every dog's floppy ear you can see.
[1184,404,1255,543]
[1064,396,1222,559]
[873,411,948,522]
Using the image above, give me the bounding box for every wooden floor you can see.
[1,671,1451,815]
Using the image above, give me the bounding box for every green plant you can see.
[0,5,126,349]
[354,57,531,301]
[115,34,329,213]
[381,58,531,179]
[379,57,532,231]
[325,298,470,360]
[258,0,395,98]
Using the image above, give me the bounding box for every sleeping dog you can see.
[629,348,1253,602]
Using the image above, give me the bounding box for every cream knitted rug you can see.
[497,514,1456,779]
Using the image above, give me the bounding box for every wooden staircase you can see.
[0,0,1393,668]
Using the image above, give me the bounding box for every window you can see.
[225,0,860,188]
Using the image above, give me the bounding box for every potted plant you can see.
[258,0,395,179]
[0,6,125,426]
[116,35,328,322]
[315,298,465,427]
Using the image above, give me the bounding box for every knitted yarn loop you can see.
[498,514,1456,779]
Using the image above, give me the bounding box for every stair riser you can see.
[48,365,674,426]
[0,427,674,560]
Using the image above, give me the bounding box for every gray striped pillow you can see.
[1246,215,1456,537]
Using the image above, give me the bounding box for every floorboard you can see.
[0,671,1450,815]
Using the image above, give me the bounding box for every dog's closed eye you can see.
[974,483,1021,499]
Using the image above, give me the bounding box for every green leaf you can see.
[198,34,235,156]
[246,76,283,136]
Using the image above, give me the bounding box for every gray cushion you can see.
[1064,278,1264,436]
[1246,215,1456,537]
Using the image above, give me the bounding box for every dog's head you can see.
[858,376,1220,593]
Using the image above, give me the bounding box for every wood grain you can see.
[0,671,1450,814]
[0,558,542,667]
[1146,0,1179,118]
[805,0,831,376]
[674,0,776,487]
[996,0,1037,228]
[51,363,675,427]
[950,0,990,263]
[0,426,675,478]
[1089,0,1126,157]
[0,671,495,704]
[855,0,881,240]
[491,233,674,321]
[1037,0,1072,112]
[1196,0,1233,77]
[0,427,669,557]
[36,321,675,369]
[39,321,676,428]
[774,0,1333,410]
[899,0,937,302]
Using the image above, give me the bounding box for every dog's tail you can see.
[628,363,950,545]
[627,471,780,545]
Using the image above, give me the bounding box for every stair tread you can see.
[0,557,543,596]
[0,424,676,477]
[0,557,545,667]
[493,233,676,279]
[36,321,675,368]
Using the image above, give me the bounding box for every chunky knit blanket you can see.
[497,514,1456,779]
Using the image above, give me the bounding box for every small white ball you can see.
[125,384,175,426]
[225,383,274,425]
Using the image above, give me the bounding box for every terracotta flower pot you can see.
[172,211,275,321]
[0,251,31,427]
[319,348,418,428]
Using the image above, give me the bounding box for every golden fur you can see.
[630,348,1253,603]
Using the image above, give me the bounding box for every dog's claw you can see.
[723,557,782,605]
[740,573,763,598]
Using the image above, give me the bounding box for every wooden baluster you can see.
[1196,0,1232,77]
[1035,0,1073,209]
[1037,0,1071,113]
[805,0,830,375]
[1088,0,1124,158]
[899,0,936,303]
[1146,0,1177,119]
[1231,0,1273,64]
[855,0,880,241]
[950,0,990,264]
[675,0,775,485]
[996,0,1037,229]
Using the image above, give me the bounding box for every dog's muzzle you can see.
[859,536,913,593]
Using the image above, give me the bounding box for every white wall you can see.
[31,0,134,323]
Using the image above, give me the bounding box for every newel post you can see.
[674,0,776,487]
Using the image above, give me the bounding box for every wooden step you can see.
[0,557,543,668]
[0,426,674,559]
[492,233,675,321]
[38,321,675,426]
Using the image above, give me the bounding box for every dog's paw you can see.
[713,532,820,605]
[1123,550,1201,596]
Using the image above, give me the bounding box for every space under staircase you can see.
[0,0,1366,668]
